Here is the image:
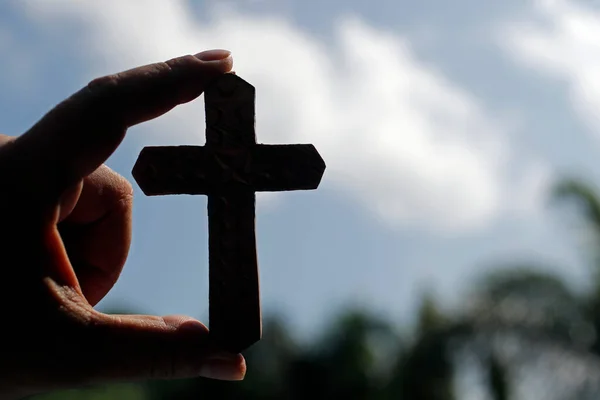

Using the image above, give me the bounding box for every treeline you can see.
[33,179,600,400]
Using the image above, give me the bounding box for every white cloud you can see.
[500,0,600,135]
[17,0,549,232]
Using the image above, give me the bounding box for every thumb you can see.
[83,313,246,383]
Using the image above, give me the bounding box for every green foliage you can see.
[552,179,600,293]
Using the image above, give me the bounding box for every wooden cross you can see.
[131,73,326,353]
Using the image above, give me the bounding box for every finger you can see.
[59,165,133,305]
[57,180,84,222]
[81,313,246,383]
[0,133,14,146]
[11,49,233,202]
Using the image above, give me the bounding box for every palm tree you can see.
[552,178,600,355]
[378,178,600,399]
[460,266,599,399]
[284,309,398,400]
[410,178,600,399]
[386,293,456,400]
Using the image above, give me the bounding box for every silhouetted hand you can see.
[0,49,245,399]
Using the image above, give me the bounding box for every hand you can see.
[0,49,245,399]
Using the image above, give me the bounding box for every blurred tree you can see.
[433,177,600,399]
[552,178,600,355]
[387,293,456,400]
[378,178,600,399]
[460,266,595,398]
[30,177,600,399]
[285,309,397,400]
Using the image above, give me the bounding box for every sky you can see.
[1,0,599,341]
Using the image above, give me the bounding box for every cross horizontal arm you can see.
[250,144,326,191]
[132,144,326,195]
[132,146,211,196]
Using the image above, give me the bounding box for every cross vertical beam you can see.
[204,74,260,353]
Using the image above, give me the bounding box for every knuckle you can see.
[45,279,96,327]
[94,164,134,202]
[147,317,187,379]
[0,133,15,146]
[165,54,198,70]
[114,173,135,206]
[87,74,120,93]
[81,74,126,127]
[112,171,135,202]
[0,135,19,173]
[121,177,135,198]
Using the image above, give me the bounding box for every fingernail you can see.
[194,49,231,62]
[199,356,246,381]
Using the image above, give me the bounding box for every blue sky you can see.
[1,0,598,340]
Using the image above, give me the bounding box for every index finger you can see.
[11,49,233,202]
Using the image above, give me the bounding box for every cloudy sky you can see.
[1,0,599,339]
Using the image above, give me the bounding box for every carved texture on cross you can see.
[132,73,325,353]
